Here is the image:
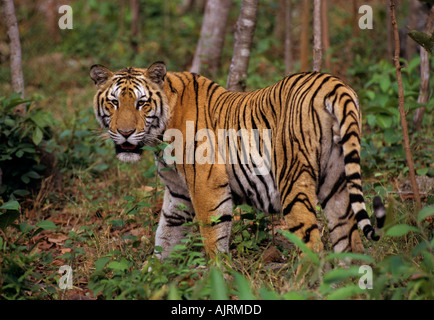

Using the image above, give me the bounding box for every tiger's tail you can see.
[326,85,386,241]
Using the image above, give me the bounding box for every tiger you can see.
[89,61,385,260]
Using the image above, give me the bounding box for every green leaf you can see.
[142,145,158,152]
[4,118,15,127]
[365,106,396,116]
[259,287,281,300]
[384,128,402,144]
[365,90,375,100]
[123,195,135,202]
[168,283,182,300]
[142,165,157,179]
[379,76,391,93]
[326,284,364,300]
[94,257,111,271]
[108,259,129,272]
[20,222,35,232]
[16,149,24,158]
[411,241,429,257]
[209,267,228,300]
[21,147,36,153]
[162,155,177,162]
[323,266,360,284]
[32,127,43,145]
[154,246,163,254]
[407,29,434,55]
[235,272,256,300]
[5,97,32,109]
[417,206,434,223]
[0,210,20,230]
[29,111,49,128]
[26,171,41,179]
[325,252,374,263]
[13,189,29,197]
[282,291,310,300]
[36,220,57,230]
[59,129,73,139]
[376,114,393,129]
[385,224,421,237]
[21,175,30,184]
[0,200,20,211]
[388,256,410,277]
[416,168,429,176]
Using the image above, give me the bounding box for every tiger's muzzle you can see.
[112,129,144,162]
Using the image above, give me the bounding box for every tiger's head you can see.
[90,61,169,162]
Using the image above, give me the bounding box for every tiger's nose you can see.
[118,129,135,138]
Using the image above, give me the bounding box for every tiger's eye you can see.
[137,99,148,108]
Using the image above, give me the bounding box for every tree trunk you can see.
[284,0,293,74]
[300,0,310,72]
[179,0,206,14]
[117,0,126,39]
[190,0,232,77]
[2,0,25,116]
[130,0,141,54]
[321,0,331,71]
[274,0,286,43]
[179,0,195,14]
[386,4,394,62]
[352,0,360,40]
[312,0,322,72]
[405,0,421,60]
[413,6,433,131]
[46,0,60,43]
[227,0,259,92]
[389,0,422,214]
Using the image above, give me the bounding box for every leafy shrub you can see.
[0,218,58,299]
[88,221,208,300]
[349,57,433,178]
[0,94,52,201]
[232,205,273,253]
[54,107,113,174]
[369,206,434,300]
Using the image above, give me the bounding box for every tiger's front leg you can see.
[154,187,195,259]
[187,165,233,260]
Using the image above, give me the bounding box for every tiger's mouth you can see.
[119,142,138,150]
[115,142,143,153]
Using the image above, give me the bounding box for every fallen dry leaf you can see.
[60,248,71,254]
[37,241,54,251]
[262,245,282,263]
[48,233,69,245]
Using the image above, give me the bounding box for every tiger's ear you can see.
[90,64,114,87]
[146,61,166,85]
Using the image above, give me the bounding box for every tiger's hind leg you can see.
[280,171,324,253]
[317,147,364,253]
[319,179,364,253]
